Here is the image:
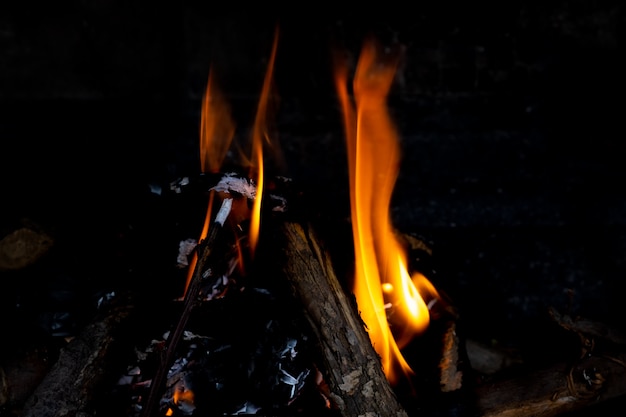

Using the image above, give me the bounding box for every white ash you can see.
[148,183,162,196]
[167,356,189,378]
[279,364,310,400]
[210,172,257,200]
[210,172,292,212]
[169,176,191,194]
[177,238,198,267]
[232,402,262,414]
[269,193,288,212]
[116,298,319,416]
[96,291,116,309]
[202,274,230,300]
[116,366,141,386]
[160,330,209,343]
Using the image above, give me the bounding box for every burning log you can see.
[14,169,626,417]
[277,220,410,417]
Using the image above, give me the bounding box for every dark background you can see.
[1,1,625,415]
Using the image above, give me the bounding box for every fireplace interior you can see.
[1,3,626,416]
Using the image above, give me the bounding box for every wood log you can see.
[20,296,134,417]
[474,308,626,417]
[475,353,626,417]
[0,224,53,271]
[278,220,409,417]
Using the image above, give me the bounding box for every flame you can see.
[334,39,439,386]
[182,64,235,297]
[248,26,279,256]
[200,66,236,174]
[182,29,279,296]
[166,384,195,415]
[182,190,215,296]
[173,386,195,404]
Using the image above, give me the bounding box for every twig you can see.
[140,197,233,417]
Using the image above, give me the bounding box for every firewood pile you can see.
[2,22,626,417]
[0,170,624,417]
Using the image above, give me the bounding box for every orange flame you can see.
[334,39,438,386]
[196,65,235,249]
[248,26,279,257]
[181,65,236,297]
[167,385,195,415]
[182,190,215,296]
[182,29,279,296]
[200,67,236,174]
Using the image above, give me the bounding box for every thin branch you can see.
[140,198,233,417]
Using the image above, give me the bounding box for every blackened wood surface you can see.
[20,301,133,417]
[280,221,409,417]
[475,353,626,417]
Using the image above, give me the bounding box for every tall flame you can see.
[334,39,438,386]
[182,29,280,296]
[248,26,279,256]
[182,66,236,296]
[200,67,236,174]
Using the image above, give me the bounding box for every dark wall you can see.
[2,1,626,355]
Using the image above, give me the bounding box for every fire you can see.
[182,28,279,296]
[249,27,279,257]
[182,191,215,296]
[334,39,439,385]
[166,385,195,416]
[182,65,232,295]
[200,67,236,175]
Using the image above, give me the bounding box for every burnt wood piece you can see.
[279,221,409,417]
[0,225,53,271]
[401,232,466,393]
[474,309,626,417]
[20,298,134,417]
[475,354,626,417]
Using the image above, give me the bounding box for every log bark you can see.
[279,220,409,417]
[20,297,134,417]
[475,353,626,417]
[474,308,626,417]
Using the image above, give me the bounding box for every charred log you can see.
[475,354,626,417]
[20,296,134,417]
[474,308,626,417]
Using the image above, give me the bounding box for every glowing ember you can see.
[334,39,440,386]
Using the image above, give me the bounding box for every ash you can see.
[110,174,329,416]
[114,287,324,416]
